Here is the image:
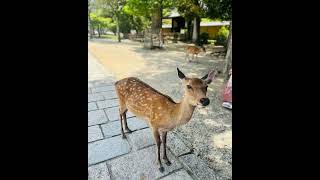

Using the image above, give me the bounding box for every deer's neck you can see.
[174,95,196,125]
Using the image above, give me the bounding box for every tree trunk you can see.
[98,24,101,38]
[88,9,93,39]
[223,22,232,77]
[187,20,192,41]
[192,17,200,44]
[151,5,162,34]
[116,15,121,42]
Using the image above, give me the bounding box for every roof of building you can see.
[201,21,230,26]
[162,21,230,28]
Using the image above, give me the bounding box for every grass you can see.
[208,40,216,44]
[99,34,118,40]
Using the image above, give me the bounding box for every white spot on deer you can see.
[158,107,161,110]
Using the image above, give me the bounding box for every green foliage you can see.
[175,0,231,21]
[124,0,151,18]
[199,32,209,45]
[119,13,144,33]
[204,0,231,21]
[201,18,214,22]
[175,0,205,21]
[215,26,229,47]
[107,21,117,34]
[124,0,174,28]
[90,13,117,34]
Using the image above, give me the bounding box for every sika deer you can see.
[114,68,216,172]
[185,45,206,63]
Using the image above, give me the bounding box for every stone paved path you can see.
[88,52,220,180]
[88,54,198,180]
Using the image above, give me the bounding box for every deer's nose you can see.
[200,98,210,106]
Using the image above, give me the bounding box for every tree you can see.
[90,13,105,37]
[204,0,232,75]
[93,0,126,42]
[223,22,232,76]
[88,0,94,39]
[124,0,173,34]
[175,0,206,44]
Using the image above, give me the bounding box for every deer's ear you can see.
[177,68,186,80]
[201,70,216,84]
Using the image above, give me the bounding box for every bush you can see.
[199,32,209,45]
[215,26,229,47]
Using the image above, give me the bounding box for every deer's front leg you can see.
[119,110,126,139]
[152,128,164,172]
[185,53,190,62]
[161,131,171,166]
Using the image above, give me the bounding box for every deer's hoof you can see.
[122,135,127,139]
[165,161,172,166]
[159,167,165,173]
[163,158,172,166]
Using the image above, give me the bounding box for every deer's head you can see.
[177,68,216,107]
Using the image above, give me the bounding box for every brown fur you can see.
[114,69,216,172]
[185,46,206,63]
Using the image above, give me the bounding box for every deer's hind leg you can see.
[118,96,132,139]
[161,131,171,166]
[122,110,132,133]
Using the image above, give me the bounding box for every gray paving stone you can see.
[92,85,116,93]
[88,102,98,111]
[98,91,118,100]
[92,81,115,87]
[88,110,108,126]
[88,88,92,94]
[88,126,104,142]
[167,133,191,156]
[101,121,121,138]
[88,136,130,165]
[105,107,135,121]
[97,99,119,109]
[101,117,148,138]
[88,93,104,102]
[108,146,182,180]
[160,169,193,180]
[127,128,154,150]
[127,117,149,131]
[179,154,217,180]
[88,163,111,180]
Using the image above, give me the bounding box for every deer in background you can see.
[185,45,206,63]
[114,68,216,172]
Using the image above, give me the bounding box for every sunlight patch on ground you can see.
[89,42,147,80]
[212,130,232,148]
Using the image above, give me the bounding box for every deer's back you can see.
[115,77,176,120]
[186,46,201,54]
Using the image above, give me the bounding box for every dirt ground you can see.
[89,39,232,179]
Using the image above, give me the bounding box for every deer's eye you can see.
[187,85,192,89]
